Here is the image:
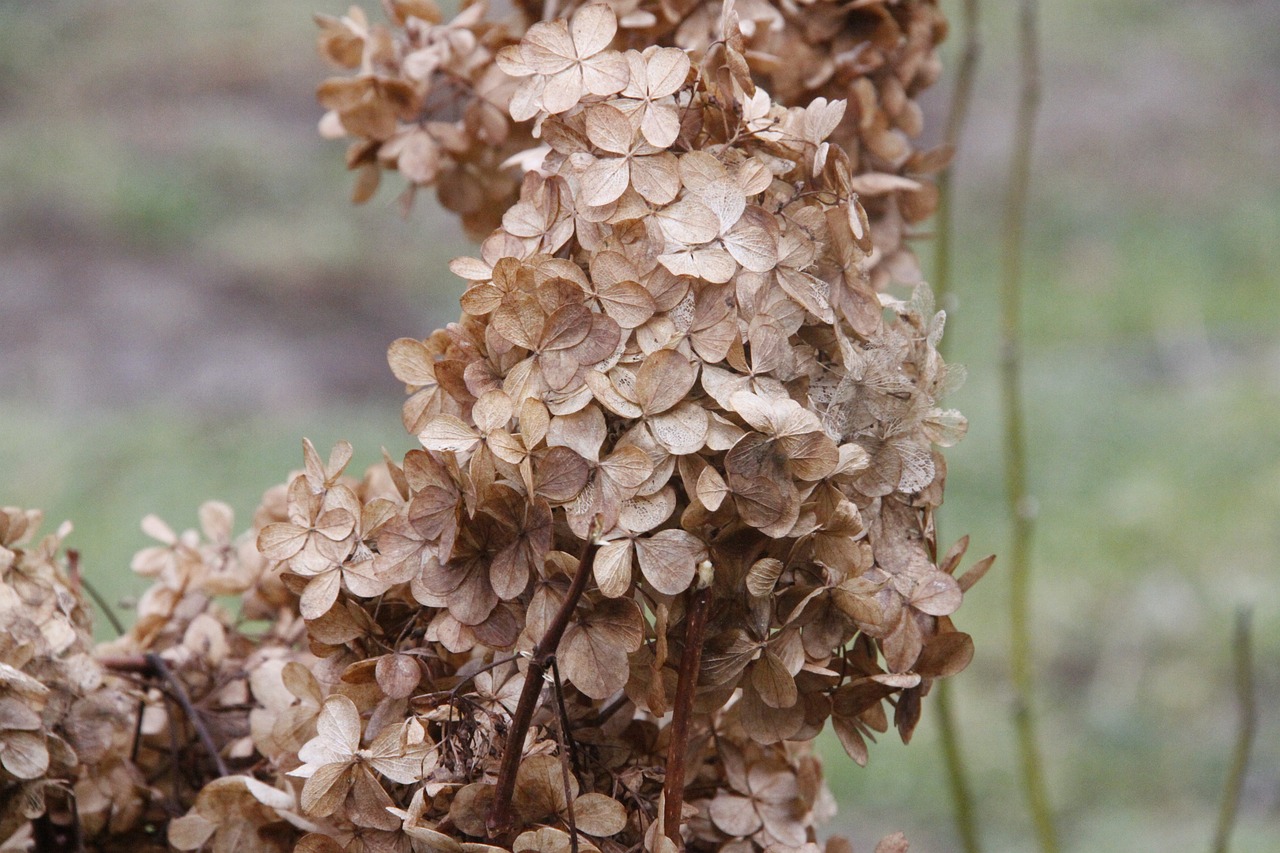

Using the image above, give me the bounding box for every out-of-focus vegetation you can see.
[1,1,1275,851]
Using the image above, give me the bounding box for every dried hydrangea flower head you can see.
[261,3,981,848]
[317,0,947,286]
[0,3,984,850]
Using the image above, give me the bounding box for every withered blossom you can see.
[1,2,980,851]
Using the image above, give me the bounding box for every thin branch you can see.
[144,653,230,779]
[487,524,600,837]
[931,3,984,851]
[66,550,127,637]
[1211,608,1257,853]
[1000,2,1056,852]
[549,664,581,853]
[935,680,981,852]
[550,655,584,785]
[662,572,713,848]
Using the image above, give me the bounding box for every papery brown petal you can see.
[601,445,655,490]
[751,651,799,709]
[375,654,421,700]
[593,539,634,598]
[875,832,911,853]
[708,792,762,837]
[910,571,962,616]
[915,631,974,678]
[635,349,697,415]
[633,529,705,595]
[739,682,804,744]
[449,783,494,837]
[745,557,784,598]
[630,152,680,205]
[300,761,355,817]
[514,753,577,823]
[535,446,591,502]
[573,792,628,837]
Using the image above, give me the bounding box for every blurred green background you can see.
[1,1,1276,850]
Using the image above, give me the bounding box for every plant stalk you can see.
[1001,2,1056,852]
[931,3,984,850]
[487,528,599,836]
[1211,608,1257,853]
[662,579,712,847]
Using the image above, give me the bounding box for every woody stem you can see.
[662,581,712,847]
[487,527,599,837]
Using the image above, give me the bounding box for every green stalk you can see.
[931,3,984,851]
[1210,609,1257,853]
[1001,2,1057,851]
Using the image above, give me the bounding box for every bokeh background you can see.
[2,1,1277,850]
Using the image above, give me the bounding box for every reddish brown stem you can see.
[487,529,599,837]
[663,582,712,847]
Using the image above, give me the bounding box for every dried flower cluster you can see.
[0,2,987,851]
[317,0,947,286]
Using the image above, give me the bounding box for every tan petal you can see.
[580,155,631,207]
[569,3,617,58]
[630,152,680,205]
[655,196,719,246]
[750,651,798,709]
[635,349,697,415]
[418,415,480,453]
[634,529,704,595]
[592,539,633,599]
[584,103,634,155]
[910,571,963,616]
[0,731,48,779]
[646,402,708,456]
[573,792,628,836]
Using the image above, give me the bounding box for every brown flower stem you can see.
[1211,608,1257,853]
[103,654,229,778]
[1001,2,1056,852]
[144,653,231,779]
[549,670,580,853]
[66,549,127,637]
[550,655,584,783]
[487,526,600,837]
[662,578,712,848]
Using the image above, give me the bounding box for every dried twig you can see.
[1211,609,1257,853]
[144,653,230,779]
[488,525,600,836]
[662,573,713,848]
[549,664,581,853]
[66,549,127,637]
[1000,2,1056,851]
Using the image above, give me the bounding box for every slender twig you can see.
[550,656,584,784]
[662,571,713,848]
[1211,609,1257,853]
[549,666,580,853]
[487,524,600,837]
[66,550,127,637]
[1001,2,1056,852]
[931,3,984,851]
[935,681,981,851]
[139,653,230,778]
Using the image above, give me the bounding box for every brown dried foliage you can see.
[317,0,947,288]
[1,2,984,851]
